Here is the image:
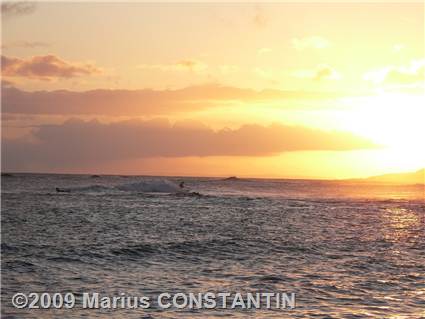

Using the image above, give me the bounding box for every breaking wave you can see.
[56,179,183,194]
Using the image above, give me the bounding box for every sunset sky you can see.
[1,2,424,178]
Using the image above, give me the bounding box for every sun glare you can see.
[338,93,425,149]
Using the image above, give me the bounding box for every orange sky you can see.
[1,2,424,178]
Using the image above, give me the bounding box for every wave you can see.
[56,179,185,194]
[116,179,182,193]
[56,185,111,193]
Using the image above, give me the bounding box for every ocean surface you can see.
[1,173,424,318]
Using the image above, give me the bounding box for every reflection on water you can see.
[383,207,423,242]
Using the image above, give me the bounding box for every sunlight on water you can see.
[383,208,422,242]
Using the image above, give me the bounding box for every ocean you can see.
[1,174,424,318]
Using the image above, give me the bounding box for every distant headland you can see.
[350,168,424,185]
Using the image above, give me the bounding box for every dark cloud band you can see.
[2,118,377,171]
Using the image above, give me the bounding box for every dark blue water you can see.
[2,174,424,318]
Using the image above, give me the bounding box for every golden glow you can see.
[2,2,424,178]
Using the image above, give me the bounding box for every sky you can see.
[1,1,424,178]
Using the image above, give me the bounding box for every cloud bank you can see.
[2,84,342,116]
[2,118,376,171]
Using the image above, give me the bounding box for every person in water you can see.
[179,181,185,189]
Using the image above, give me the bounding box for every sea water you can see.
[1,174,424,318]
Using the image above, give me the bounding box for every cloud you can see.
[1,78,16,88]
[1,55,101,81]
[313,65,341,81]
[364,60,425,85]
[1,41,50,50]
[292,36,330,50]
[2,118,376,170]
[1,1,36,18]
[293,65,341,81]
[138,59,208,73]
[384,67,424,84]
[2,84,343,116]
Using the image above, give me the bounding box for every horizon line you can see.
[2,168,424,184]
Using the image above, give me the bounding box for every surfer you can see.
[56,187,70,193]
[179,181,185,189]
